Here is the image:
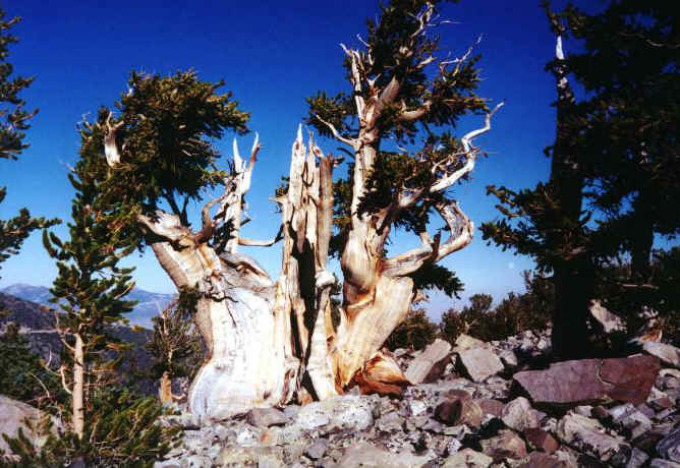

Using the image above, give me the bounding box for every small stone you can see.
[457,347,504,382]
[501,397,540,432]
[627,448,650,468]
[442,448,493,468]
[296,395,376,435]
[477,399,504,418]
[407,399,428,416]
[304,438,329,460]
[523,428,560,453]
[521,452,570,468]
[480,429,528,460]
[657,425,680,463]
[557,412,631,466]
[246,407,289,427]
[337,441,430,468]
[435,398,483,428]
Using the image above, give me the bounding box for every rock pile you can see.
[156,330,680,467]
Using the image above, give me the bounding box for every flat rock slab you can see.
[442,448,493,467]
[337,441,430,467]
[513,355,661,406]
[643,342,680,368]
[246,408,289,427]
[457,347,504,382]
[405,338,452,384]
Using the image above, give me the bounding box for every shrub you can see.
[385,308,438,351]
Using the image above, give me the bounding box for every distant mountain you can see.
[0,292,156,395]
[0,284,174,329]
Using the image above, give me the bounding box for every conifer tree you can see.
[146,292,201,404]
[42,113,137,439]
[0,8,57,275]
[562,0,680,322]
[481,7,594,359]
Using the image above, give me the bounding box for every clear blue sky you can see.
[0,0,577,319]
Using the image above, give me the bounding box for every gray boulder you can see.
[295,395,376,435]
[556,412,631,466]
[0,395,57,455]
[501,397,540,432]
[457,347,504,382]
[405,339,452,384]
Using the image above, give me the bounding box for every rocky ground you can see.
[155,330,680,467]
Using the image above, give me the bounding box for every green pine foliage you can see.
[0,8,58,275]
[2,387,179,467]
[41,101,140,434]
[146,290,202,388]
[0,322,61,407]
[440,273,553,343]
[42,121,139,373]
[307,0,489,298]
[101,71,250,226]
[385,308,438,351]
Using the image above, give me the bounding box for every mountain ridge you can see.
[0,283,174,329]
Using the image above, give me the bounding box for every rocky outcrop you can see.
[154,329,680,468]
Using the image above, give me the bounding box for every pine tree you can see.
[42,113,138,439]
[0,321,61,406]
[0,8,57,275]
[146,291,202,404]
[481,6,595,359]
[563,0,680,322]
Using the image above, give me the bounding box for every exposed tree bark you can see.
[73,333,85,439]
[102,16,498,414]
[159,371,173,405]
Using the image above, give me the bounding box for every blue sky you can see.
[0,0,574,319]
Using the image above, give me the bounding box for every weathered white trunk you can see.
[147,239,294,418]
[73,333,85,439]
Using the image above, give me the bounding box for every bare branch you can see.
[434,201,474,261]
[430,102,503,193]
[59,365,73,395]
[315,115,356,147]
[340,44,365,115]
[399,100,432,121]
[103,112,124,168]
[382,232,434,277]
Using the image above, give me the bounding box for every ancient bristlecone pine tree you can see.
[101,0,500,418]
